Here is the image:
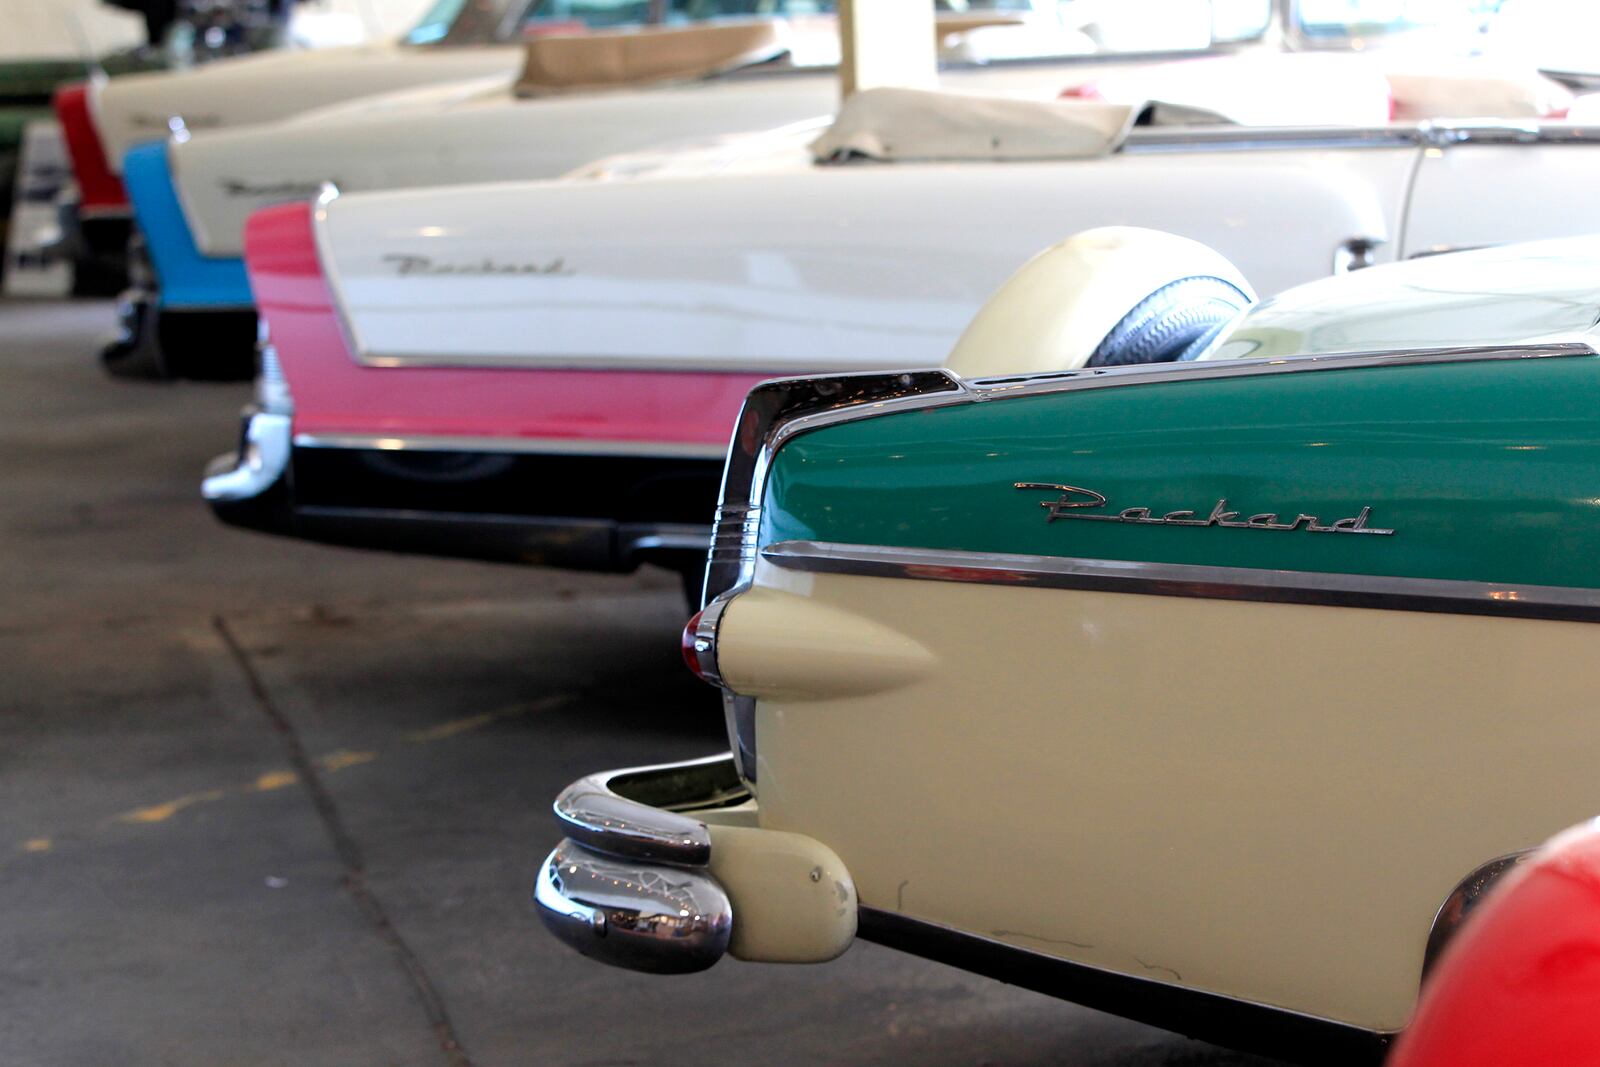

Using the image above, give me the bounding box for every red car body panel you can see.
[53,82,129,214]
[247,202,771,449]
[1390,825,1600,1067]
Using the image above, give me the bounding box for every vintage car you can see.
[51,0,541,303]
[105,12,851,378]
[20,0,435,293]
[205,60,1590,586]
[1387,819,1600,1067]
[0,0,155,284]
[107,0,1231,378]
[531,230,1600,1063]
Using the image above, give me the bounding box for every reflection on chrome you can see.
[536,839,731,975]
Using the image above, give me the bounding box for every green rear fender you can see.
[761,357,1600,590]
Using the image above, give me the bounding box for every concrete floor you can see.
[0,299,1285,1067]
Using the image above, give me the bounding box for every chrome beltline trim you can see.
[1124,121,1600,154]
[291,431,727,460]
[963,341,1597,399]
[763,541,1600,623]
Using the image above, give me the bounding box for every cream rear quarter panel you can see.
[316,144,1414,373]
[727,561,1600,1032]
[91,43,523,171]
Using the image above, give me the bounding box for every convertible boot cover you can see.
[515,19,792,95]
[810,87,1136,162]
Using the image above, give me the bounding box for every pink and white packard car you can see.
[202,47,1592,589]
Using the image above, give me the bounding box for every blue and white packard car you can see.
[535,231,1600,1064]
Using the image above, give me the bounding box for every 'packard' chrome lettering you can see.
[222,178,333,199]
[1014,483,1395,536]
[382,253,573,277]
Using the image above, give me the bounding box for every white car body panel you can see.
[166,52,1203,258]
[3,0,145,60]
[316,136,1417,374]
[90,42,524,172]
[1403,142,1600,257]
[174,69,839,256]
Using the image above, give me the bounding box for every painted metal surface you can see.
[689,240,1600,1035]
[53,83,127,213]
[247,201,770,445]
[90,41,525,174]
[1405,140,1600,257]
[1390,822,1600,1067]
[173,68,838,257]
[734,555,1600,1033]
[759,353,1600,588]
[1215,234,1600,359]
[122,141,249,308]
[316,139,1414,371]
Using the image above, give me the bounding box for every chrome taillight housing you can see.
[693,369,965,783]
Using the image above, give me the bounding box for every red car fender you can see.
[53,82,129,213]
[1390,822,1600,1067]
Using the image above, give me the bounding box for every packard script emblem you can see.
[382,253,573,277]
[1014,483,1395,536]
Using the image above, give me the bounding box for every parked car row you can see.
[26,1,1600,1063]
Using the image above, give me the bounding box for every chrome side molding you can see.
[762,541,1600,623]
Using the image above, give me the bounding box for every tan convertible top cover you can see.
[516,19,789,94]
[811,87,1136,162]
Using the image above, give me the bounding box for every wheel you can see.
[1086,274,1253,366]
[945,227,1257,379]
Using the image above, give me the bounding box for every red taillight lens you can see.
[681,609,707,680]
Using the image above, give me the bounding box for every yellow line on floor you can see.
[21,693,578,854]
[115,789,229,825]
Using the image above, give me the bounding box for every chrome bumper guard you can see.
[535,754,749,974]
[202,407,291,504]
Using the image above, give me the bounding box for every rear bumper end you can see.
[106,139,256,379]
[102,282,257,380]
[535,754,857,974]
[203,409,720,573]
[202,406,293,529]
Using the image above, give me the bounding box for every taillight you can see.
[681,609,708,681]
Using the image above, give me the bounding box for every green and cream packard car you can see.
[534,229,1600,1064]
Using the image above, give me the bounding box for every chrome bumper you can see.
[203,407,291,505]
[535,754,748,974]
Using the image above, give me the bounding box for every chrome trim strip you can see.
[763,541,1600,623]
[291,432,727,460]
[687,591,736,688]
[703,369,967,604]
[964,342,1597,399]
[1124,121,1600,154]
[1422,851,1532,980]
[1124,124,1420,153]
